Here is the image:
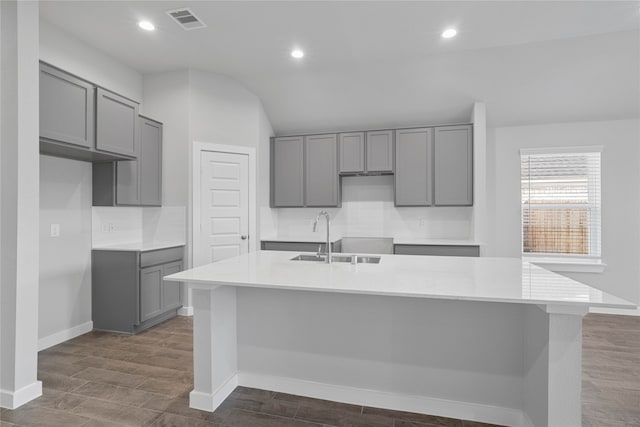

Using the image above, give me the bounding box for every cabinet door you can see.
[96,88,139,156]
[395,128,432,206]
[339,132,365,173]
[305,134,339,207]
[272,136,304,207]
[434,125,473,206]
[116,160,139,205]
[162,261,182,311]
[366,130,394,173]
[40,63,95,149]
[140,265,163,322]
[139,118,162,206]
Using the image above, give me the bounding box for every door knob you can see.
[241,235,248,240]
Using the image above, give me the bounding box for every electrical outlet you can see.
[108,223,115,232]
[50,224,60,237]
[418,218,426,227]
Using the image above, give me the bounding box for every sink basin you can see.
[290,254,381,264]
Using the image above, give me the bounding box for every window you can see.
[520,148,602,266]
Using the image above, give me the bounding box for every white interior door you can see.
[198,151,249,265]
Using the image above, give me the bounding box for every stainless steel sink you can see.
[291,254,381,264]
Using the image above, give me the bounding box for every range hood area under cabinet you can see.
[270,124,473,208]
[39,62,139,163]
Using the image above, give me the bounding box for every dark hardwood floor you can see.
[1,313,638,427]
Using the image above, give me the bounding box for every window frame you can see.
[519,146,605,273]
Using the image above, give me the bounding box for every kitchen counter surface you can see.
[92,242,185,252]
[165,250,632,309]
[261,234,343,244]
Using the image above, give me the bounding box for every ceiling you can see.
[40,1,640,133]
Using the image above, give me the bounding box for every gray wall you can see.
[39,156,92,344]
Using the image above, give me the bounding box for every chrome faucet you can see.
[312,210,332,264]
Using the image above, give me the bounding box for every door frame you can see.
[192,142,258,264]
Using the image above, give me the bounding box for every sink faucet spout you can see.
[312,210,331,264]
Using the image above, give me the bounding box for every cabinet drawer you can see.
[261,241,341,253]
[140,246,184,267]
[394,244,479,257]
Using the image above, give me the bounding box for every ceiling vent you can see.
[165,8,206,31]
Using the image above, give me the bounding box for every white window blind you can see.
[521,150,601,259]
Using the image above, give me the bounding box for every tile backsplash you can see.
[92,206,186,247]
[274,175,472,239]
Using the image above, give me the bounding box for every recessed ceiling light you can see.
[291,49,304,59]
[138,20,155,31]
[441,28,457,39]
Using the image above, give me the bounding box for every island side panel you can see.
[235,288,527,426]
[523,305,586,427]
[190,286,238,412]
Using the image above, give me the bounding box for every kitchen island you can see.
[164,251,633,427]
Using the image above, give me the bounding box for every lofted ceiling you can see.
[40,1,640,134]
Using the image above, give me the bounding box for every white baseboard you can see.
[189,374,238,412]
[0,381,42,409]
[589,306,640,316]
[178,306,194,316]
[38,321,93,351]
[237,372,528,427]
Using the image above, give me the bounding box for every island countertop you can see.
[165,250,633,309]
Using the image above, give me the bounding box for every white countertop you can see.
[261,235,478,246]
[165,250,634,309]
[392,238,481,246]
[261,234,343,244]
[92,242,185,252]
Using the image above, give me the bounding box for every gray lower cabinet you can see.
[394,244,479,257]
[96,88,139,157]
[93,116,162,206]
[272,136,305,207]
[40,63,95,149]
[394,128,433,206]
[339,131,394,175]
[261,240,342,253]
[92,246,184,334]
[434,125,473,206]
[305,134,339,206]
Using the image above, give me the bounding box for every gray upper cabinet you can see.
[394,128,433,206]
[139,117,163,206]
[40,63,95,149]
[94,116,163,207]
[366,130,394,173]
[305,134,339,207]
[272,136,305,207]
[96,88,139,157]
[434,125,473,206]
[339,132,365,173]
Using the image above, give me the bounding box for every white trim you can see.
[0,381,42,409]
[37,321,93,351]
[526,258,606,273]
[590,306,640,316]
[177,306,194,316]
[190,142,258,310]
[237,372,530,427]
[189,373,238,412]
[520,145,604,155]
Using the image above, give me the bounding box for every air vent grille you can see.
[165,8,206,30]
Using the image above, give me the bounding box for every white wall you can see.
[39,156,92,348]
[36,20,144,348]
[487,119,640,304]
[275,176,473,240]
[1,0,42,408]
[39,19,143,102]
